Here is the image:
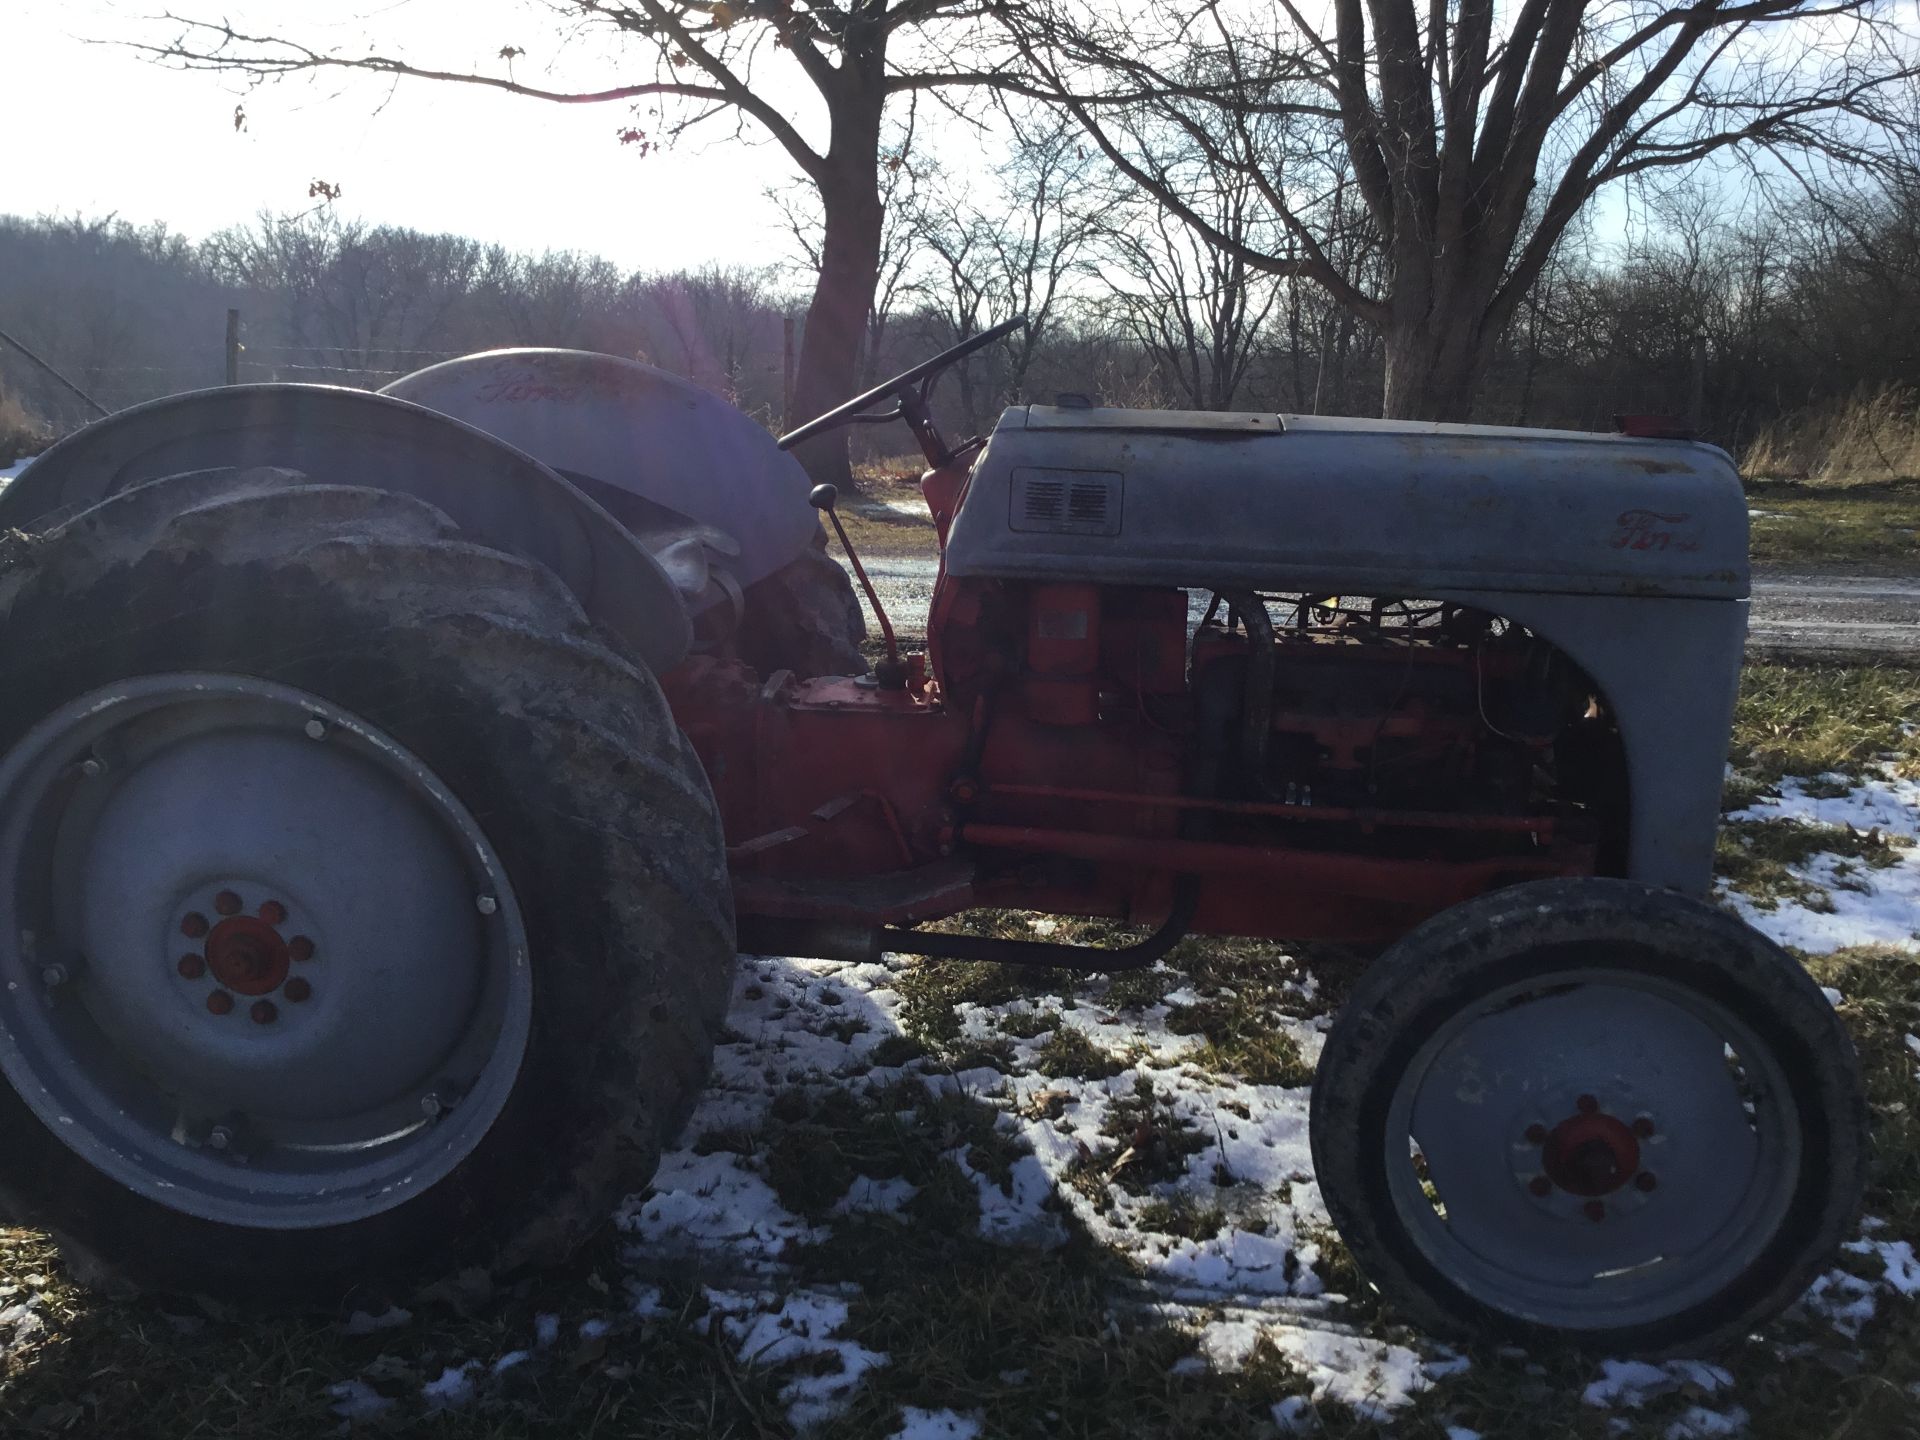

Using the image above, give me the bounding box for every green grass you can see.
[1063,1075,1215,1206]
[827,460,940,563]
[1745,477,1920,573]
[1031,1025,1129,1080]
[3,661,1919,1438]
[1134,1195,1228,1242]
[1714,817,1909,911]
[0,1224,786,1437]
[1731,659,1920,785]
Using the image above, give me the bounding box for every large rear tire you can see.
[736,536,869,678]
[0,468,735,1305]
[1310,877,1867,1354]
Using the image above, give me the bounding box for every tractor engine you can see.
[670,572,1618,947]
[955,580,1611,849]
[1185,597,1567,823]
[960,581,1614,938]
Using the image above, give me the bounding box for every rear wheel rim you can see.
[1382,966,1802,1331]
[0,674,533,1229]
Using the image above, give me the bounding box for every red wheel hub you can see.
[204,915,292,997]
[1541,1112,1642,1197]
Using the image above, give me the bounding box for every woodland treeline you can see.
[1,161,1915,461]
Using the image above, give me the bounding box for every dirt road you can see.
[859,554,1920,658]
[1748,573,1920,657]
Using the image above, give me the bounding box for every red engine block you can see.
[665,577,1597,947]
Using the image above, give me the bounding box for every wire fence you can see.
[4,305,1752,459]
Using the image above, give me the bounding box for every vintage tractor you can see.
[0,318,1865,1353]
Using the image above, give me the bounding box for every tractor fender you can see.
[380,349,819,591]
[1427,586,1744,898]
[0,384,693,674]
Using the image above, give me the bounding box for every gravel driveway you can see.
[858,554,1920,658]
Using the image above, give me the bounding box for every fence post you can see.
[782,315,796,428]
[1689,332,1706,434]
[225,308,241,386]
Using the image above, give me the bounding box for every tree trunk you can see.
[1379,307,1490,421]
[787,167,886,491]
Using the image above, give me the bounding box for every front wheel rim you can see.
[0,674,533,1229]
[1381,966,1804,1332]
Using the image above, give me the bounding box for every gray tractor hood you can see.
[945,407,1749,600]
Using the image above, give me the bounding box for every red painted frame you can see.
[663,458,1597,948]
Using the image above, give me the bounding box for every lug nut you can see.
[1576,1094,1599,1115]
[304,719,327,740]
[475,894,498,916]
[177,954,206,980]
[250,1000,278,1025]
[79,757,105,779]
[1632,1116,1656,1139]
[207,990,234,1015]
[288,936,315,962]
[208,1125,232,1150]
[40,962,68,988]
[1528,1175,1553,1197]
[420,1093,444,1119]
[259,900,288,925]
[214,890,242,916]
[284,977,312,1003]
[181,912,209,939]
[1525,1123,1548,1145]
[1635,1172,1658,1192]
[1584,1200,1607,1222]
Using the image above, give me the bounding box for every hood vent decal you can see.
[1010,467,1123,537]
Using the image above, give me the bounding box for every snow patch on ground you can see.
[1666,1405,1751,1438]
[340,1305,411,1335]
[889,1408,985,1440]
[0,1297,44,1357]
[1800,1266,1882,1336]
[1722,771,1920,952]
[1858,1238,1920,1296]
[305,755,1917,1430]
[1262,1325,1431,1420]
[854,494,931,522]
[419,1362,478,1410]
[611,956,915,1429]
[1583,1359,1733,1409]
[711,1287,889,1427]
[326,1379,393,1420]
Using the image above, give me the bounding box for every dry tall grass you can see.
[1743,384,1920,483]
[0,386,51,467]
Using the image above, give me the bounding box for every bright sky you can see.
[3,0,1895,280]
[2,0,811,272]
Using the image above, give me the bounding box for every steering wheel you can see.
[777,314,1027,453]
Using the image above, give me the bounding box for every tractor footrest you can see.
[731,860,974,926]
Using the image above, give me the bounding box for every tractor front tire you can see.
[0,469,735,1306]
[1310,877,1867,1354]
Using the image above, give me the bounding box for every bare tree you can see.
[890,113,1099,429]
[770,111,927,395]
[205,213,486,380]
[1092,166,1282,411]
[986,115,1103,402]
[1010,0,1920,419]
[129,2,1019,485]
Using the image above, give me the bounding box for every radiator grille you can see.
[1009,468,1123,536]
